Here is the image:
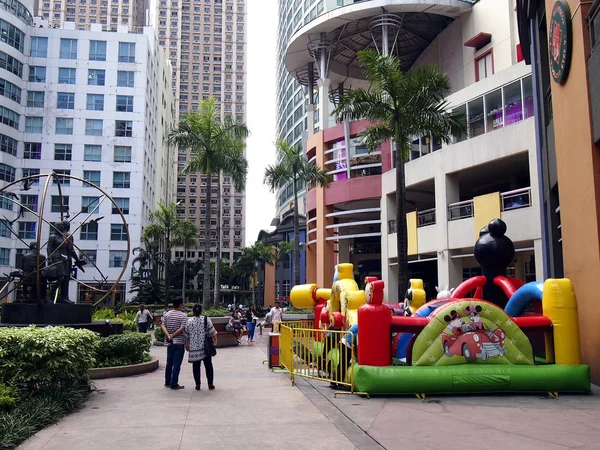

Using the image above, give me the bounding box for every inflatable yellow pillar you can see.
[404,279,426,315]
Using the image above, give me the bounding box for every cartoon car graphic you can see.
[441,326,506,362]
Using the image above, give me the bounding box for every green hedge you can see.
[95,333,152,368]
[0,384,20,410]
[92,309,137,332]
[154,327,165,342]
[0,327,99,387]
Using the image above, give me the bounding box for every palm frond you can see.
[361,123,393,153]
[263,164,290,192]
[332,88,391,123]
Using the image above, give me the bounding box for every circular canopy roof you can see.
[285,0,474,84]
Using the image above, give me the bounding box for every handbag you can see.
[204,316,217,357]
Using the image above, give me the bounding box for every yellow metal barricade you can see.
[280,325,359,396]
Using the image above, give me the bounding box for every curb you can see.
[90,356,159,379]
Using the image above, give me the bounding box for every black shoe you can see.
[195,384,201,391]
[208,385,215,390]
[164,383,169,387]
[170,384,185,390]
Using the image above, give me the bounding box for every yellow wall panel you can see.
[473,192,501,240]
[407,211,418,256]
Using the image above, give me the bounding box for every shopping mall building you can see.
[278,0,541,301]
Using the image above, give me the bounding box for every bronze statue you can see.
[43,221,85,304]
[20,241,46,302]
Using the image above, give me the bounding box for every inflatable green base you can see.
[353,364,591,395]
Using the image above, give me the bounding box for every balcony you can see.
[388,209,437,234]
[350,242,381,255]
[448,187,532,221]
[448,200,474,221]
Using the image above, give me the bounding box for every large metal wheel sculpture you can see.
[0,171,130,306]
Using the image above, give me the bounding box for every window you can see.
[88,69,105,86]
[83,170,100,186]
[113,146,131,162]
[85,119,103,136]
[27,91,44,108]
[86,94,104,110]
[1,134,18,155]
[0,105,18,129]
[53,170,70,185]
[117,71,134,87]
[0,221,11,238]
[57,92,75,109]
[113,172,130,188]
[21,168,39,184]
[110,224,127,240]
[80,222,98,240]
[475,51,493,82]
[55,118,73,135]
[0,51,23,77]
[109,250,127,267]
[116,95,133,112]
[25,116,43,133]
[0,78,21,103]
[51,195,69,213]
[60,38,77,59]
[23,142,41,159]
[58,67,76,84]
[115,120,132,137]
[30,37,48,57]
[81,196,100,213]
[18,222,36,239]
[112,198,129,214]
[28,66,46,82]
[89,40,106,61]
[0,248,9,266]
[84,145,102,161]
[80,250,97,264]
[20,194,37,212]
[0,19,25,52]
[54,143,72,160]
[118,42,135,62]
[283,281,290,297]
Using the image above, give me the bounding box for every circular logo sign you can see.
[549,0,572,84]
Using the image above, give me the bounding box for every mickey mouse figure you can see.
[464,302,484,331]
[444,310,465,335]
[473,218,515,308]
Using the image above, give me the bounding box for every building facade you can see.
[0,0,174,302]
[516,0,600,384]
[256,212,306,307]
[281,0,543,301]
[152,0,247,268]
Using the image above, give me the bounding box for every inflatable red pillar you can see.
[358,280,391,366]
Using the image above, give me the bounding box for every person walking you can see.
[184,304,217,391]
[269,301,283,333]
[245,304,257,343]
[161,298,187,390]
[134,304,153,333]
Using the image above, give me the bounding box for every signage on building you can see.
[549,0,572,84]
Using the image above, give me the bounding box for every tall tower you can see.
[155,0,247,265]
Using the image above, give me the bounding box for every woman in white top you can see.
[184,304,217,391]
[134,305,153,333]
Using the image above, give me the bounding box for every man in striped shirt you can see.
[161,297,187,390]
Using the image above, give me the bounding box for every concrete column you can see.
[338,239,350,264]
[317,79,330,131]
[435,174,460,290]
[533,238,544,281]
[306,103,315,138]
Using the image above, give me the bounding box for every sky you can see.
[244,0,278,245]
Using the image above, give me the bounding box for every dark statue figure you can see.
[21,242,46,302]
[474,218,515,308]
[42,221,85,304]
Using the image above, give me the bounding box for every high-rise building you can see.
[35,0,147,30]
[0,0,174,302]
[153,0,247,268]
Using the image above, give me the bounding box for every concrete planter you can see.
[89,356,159,380]
[283,314,314,321]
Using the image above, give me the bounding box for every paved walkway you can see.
[18,332,600,450]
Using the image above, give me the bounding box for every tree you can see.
[332,49,466,301]
[146,202,180,306]
[237,242,274,304]
[172,219,198,303]
[264,141,329,287]
[166,97,249,308]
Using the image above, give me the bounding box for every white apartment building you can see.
[0,0,174,303]
[281,0,543,302]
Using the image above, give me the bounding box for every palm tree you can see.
[332,49,466,301]
[239,242,274,304]
[166,98,249,307]
[173,219,198,303]
[146,202,180,306]
[264,141,329,287]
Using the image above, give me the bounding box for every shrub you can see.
[92,308,137,332]
[0,384,20,411]
[95,333,151,368]
[0,381,90,450]
[0,326,100,387]
[92,308,116,321]
[154,327,165,342]
[284,308,314,315]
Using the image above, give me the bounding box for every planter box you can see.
[90,356,159,379]
[282,314,314,321]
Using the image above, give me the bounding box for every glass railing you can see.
[387,208,436,234]
[1,0,33,26]
[349,242,381,255]
[448,187,532,221]
[448,200,474,221]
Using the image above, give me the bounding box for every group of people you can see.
[226,302,284,344]
[160,298,218,391]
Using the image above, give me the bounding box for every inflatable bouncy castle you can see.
[290,218,591,396]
